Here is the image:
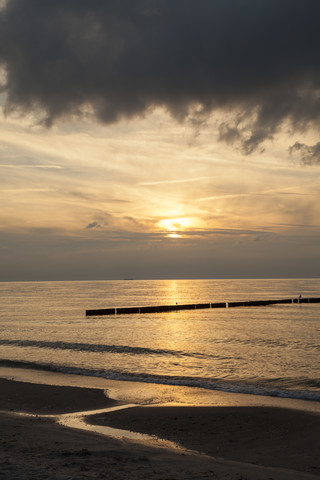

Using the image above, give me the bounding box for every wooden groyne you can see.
[86,297,320,316]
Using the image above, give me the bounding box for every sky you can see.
[0,0,319,281]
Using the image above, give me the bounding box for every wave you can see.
[2,338,318,360]
[0,339,232,360]
[1,358,319,402]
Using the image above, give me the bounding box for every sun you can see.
[167,233,181,238]
[158,217,192,238]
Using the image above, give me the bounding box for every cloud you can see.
[1,1,320,153]
[86,221,101,230]
[1,187,55,192]
[163,228,270,238]
[197,187,315,203]
[1,227,320,281]
[0,164,63,169]
[139,176,215,186]
[289,142,320,165]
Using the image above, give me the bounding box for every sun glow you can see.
[158,217,192,238]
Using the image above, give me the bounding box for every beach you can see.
[1,280,320,478]
[1,370,320,480]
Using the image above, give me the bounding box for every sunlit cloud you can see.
[0,164,63,169]
[2,188,55,192]
[139,176,215,186]
[158,218,192,231]
[197,186,318,202]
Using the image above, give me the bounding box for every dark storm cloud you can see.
[1,0,320,152]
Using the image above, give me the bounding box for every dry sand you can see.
[1,376,320,480]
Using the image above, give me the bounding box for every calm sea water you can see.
[0,279,319,401]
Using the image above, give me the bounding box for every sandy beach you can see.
[1,372,320,480]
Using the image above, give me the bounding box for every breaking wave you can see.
[1,358,319,402]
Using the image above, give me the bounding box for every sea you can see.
[0,278,319,403]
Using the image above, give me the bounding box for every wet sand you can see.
[0,377,117,414]
[90,405,320,473]
[1,374,320,479]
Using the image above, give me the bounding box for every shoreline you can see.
[1,369,320,479]
[1,365,320,413]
